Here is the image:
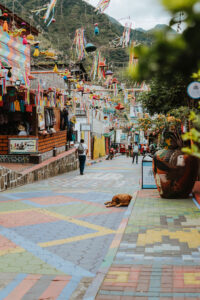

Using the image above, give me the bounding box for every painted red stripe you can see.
[4,274,41,300]
[39,276,70,300]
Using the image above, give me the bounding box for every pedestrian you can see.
[143,144,147,156]
[132,142,139,164]
[128,143,132,157]
[77,139,88,175]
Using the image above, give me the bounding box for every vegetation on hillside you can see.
[6,0,152,66]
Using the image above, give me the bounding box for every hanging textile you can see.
[95,0,111,13]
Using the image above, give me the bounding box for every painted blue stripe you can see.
[0,273,27,300]
[0,226,94,278]
[57,276,82,300]
[192,197,200,210]
[142,185,157,189]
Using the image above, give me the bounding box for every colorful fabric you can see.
[43,0,57,23]
[0,28,30,84]
[95,0,111,13]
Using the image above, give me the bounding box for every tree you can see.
[128,0,200,93]
[138,76,189,115]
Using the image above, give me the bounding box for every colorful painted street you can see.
[96,189,200,300]
[0,156,140,300]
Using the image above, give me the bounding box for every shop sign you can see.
[80,124,91,131]
[142,160,157,189]
[9,138,38,154]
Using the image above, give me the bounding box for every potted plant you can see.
[152,116,198,199]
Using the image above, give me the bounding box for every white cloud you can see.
[84,0,171,29]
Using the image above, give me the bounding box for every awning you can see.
[103,130,114,138]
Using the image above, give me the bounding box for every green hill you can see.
[6,0,153,69]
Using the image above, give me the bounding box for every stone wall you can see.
[0,167,23,192]
[0,149,78,192]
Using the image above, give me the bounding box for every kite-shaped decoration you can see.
[95,0,111,14]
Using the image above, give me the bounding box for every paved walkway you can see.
[96,190,200,300]
[0,155,140,300]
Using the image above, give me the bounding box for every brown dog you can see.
[104,194,132,208]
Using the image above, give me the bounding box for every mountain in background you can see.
[147,24,177,35]
[5,0,175,79]
[5,0,153,66]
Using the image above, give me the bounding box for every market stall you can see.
[0,9,69,163]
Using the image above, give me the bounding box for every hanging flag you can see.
[95,0,111,14]
[43,0,57,24]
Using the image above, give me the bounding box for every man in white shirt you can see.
[132,142,139,164]
[77,139,88,175]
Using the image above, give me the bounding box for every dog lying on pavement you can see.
[104,194,132,208]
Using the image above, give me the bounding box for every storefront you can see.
[0,10,69,163]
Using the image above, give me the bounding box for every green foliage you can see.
[182,102,200,157]
[128,0,200,83]
[137,77,189,115]
[5,0,152,64]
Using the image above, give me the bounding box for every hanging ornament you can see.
[33,41,40,57]
[3,20,8,32]
[7,67,12,78]
[115,103,124,110]
[105,70,113,76]
[27,34,35,41]
[53,61,58,73]
[94,23,99,35]
[22,35,28,45]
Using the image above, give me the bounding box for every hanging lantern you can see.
[105,70,113,76]
[85,43,97,53]
[115,103,125,110]
[21,22,26,28]
[112,77,119,84]
[33,41,40,57]
[22,35,28,45]
[7,67,12,78]
[99,61,106,68]
[94,23,99,35]
[27,34,34,41]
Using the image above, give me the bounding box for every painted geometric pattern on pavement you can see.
[97,189,200,299]
[0,156,139,299]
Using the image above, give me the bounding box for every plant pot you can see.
[153,149,198,199]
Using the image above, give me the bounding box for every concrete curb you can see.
[86,153,121,167]
[83,191,139,300]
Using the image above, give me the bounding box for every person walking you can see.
[128,143,132,157]
[77,139,88,175]
[132,142,139,164]
[143,144,147,156]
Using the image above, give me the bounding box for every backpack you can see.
[78,143,84,155]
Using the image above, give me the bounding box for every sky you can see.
[84,0,171,30]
